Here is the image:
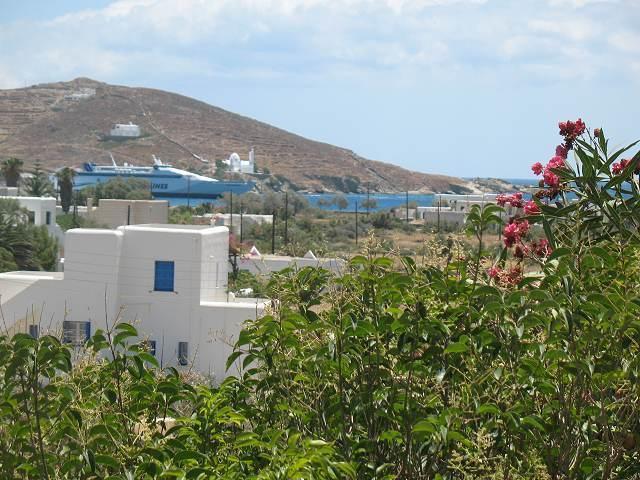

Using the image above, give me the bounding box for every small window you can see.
[154,261,175,292]
[178,342,189,366]
[45,211,51,225]
[63,321,91,346]
[29,324,39,339]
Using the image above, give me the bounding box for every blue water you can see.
[304,193,436,212]
[164,193,436,211]
[161,178,540,210]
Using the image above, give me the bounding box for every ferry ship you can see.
[71,156,255,199]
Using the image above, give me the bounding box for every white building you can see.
[84,198,169,229]
[63,88,96,101]
[0,195,64,243]
[223,149,255,174]
[0,224,267,380]
[110,122,141,138]
[238,249,345,276]
[416,194,517,227]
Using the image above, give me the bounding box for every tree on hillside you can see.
[23,162,55,197]
[0,198,58,272]
[56,167,76,213]
[360,198,377,211]
[335,194,349,211]
[1,157,24,187]
[79,177,151,202]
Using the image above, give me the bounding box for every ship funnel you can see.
[152,155,163,166]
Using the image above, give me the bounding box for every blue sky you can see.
[1,0,638,178]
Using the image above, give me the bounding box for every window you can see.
[29,324,39,338]
[148,340,157,357]
[154,261,175,292]
[178,342,189,366]
[45,211,51,225]
[63,321,91,346]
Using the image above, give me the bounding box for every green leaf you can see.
[521,416,546,432]
[476,403,501,415]
[95,454,120,470]
[444,342,469,354]
[225,351,243,370]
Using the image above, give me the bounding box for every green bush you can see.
[0,323,353,479]
[229,123,640,479]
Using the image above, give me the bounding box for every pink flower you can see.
[496,193,525,209]
[489,265,523,287]
[514,244,529,259]
[503,223,519,247]
[523,200,540,215]
[505,266,523,286]
[543,169,560,188]
[548,156,565,169]
[531,162,544,175]
[555,144,568,159]
[503,220,529,248]
[612,159,631,175]
[533,239,552,257]
[516,220,530,236]
[559,118,586,143]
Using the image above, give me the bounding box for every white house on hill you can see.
[109,122,141,138]
[0,224,266,380]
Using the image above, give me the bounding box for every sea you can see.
[165,178,539,211]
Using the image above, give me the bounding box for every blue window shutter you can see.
[62,321,72,344]
[154,261,175,292]
[84,322,91,342]
[149,340,157,356]
[178,342,188,366]
[29,325,39,338]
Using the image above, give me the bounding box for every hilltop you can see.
[0,78,473,193]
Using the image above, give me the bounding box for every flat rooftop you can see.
[118,224,228,232]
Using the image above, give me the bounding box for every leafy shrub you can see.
[230,122,640,479]
[0,322,353,479]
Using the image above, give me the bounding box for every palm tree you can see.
[1,157,24,187]
[23,162,55,197]
[56,167,76,213]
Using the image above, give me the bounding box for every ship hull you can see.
[73,171,254,198]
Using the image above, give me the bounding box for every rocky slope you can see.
[0,78,472,193]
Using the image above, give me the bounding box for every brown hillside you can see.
[0,78,471,193]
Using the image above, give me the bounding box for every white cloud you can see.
[609,31,640,53]
[528,18,599,41]
[0,0,638,89]
[0,67,21,89]
[547,0,618,7]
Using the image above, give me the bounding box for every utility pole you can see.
[187,177,191,208]
[271,209,276,254]
[73,192,78,228]
[229,191,233,231]
[284,191,289,245]
[239,201,243,250]
[366,183,371,215]
[127,205,131,225]
[355,200,358,245]
[437,194,441,233]
[406,190,409,223]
